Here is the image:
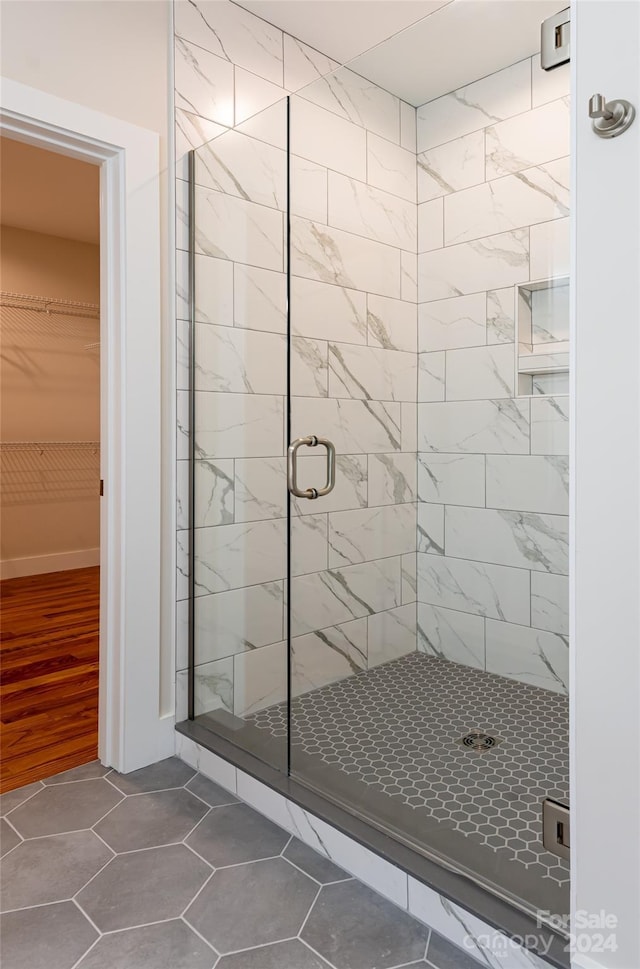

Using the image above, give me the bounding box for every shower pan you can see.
[181,28,571,962]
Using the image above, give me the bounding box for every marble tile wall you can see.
[416,55,570,694]
[173,0,419,720]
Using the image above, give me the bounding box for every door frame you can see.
[0,78,175,772]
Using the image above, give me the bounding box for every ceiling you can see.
[235,0,449,66]
[0,137,100,245]
[235,0,565,105]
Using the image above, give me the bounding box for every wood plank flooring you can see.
[0,567,99,792]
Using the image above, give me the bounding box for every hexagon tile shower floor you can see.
[250,653,570,893]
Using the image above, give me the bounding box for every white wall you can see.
[572,1,640,965]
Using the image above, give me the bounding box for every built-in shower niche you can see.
[516,276,570,396]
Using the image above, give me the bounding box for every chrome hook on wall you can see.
[589,93,636,138]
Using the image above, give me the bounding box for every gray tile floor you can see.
[0,757,484,969]
[250,654,570,891]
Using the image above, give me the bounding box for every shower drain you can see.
[459,731,502,752]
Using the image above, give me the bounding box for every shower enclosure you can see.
[183,22,571,945]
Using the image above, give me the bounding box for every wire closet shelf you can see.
[0,290,100,349]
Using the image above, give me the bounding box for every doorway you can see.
[0,137,101,791]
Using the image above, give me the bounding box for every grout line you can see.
[179,914,221,959]
[71,896,103,938]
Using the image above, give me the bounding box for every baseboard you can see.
[0,547,100,579]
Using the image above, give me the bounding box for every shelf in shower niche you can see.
[515,275,570,397]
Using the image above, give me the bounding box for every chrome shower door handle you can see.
[287,435,336,499]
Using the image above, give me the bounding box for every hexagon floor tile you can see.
[0,756,495,969]
[250,653,570,889]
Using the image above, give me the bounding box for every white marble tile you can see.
[530,284,569,344]
[291,218,401,299]
[418,352,445,402]
[418,399,529,454]
[175,37,234,126]
[367,295,416,353]
[194,458,234,526]
[175,0,283,85]
[445,344,515,400]
[176,318,189,390]
[408,878,550,969]
[176,251,189,323]
[400,101,417,152]
[531,572,569,635]
[176,530,189,601]
[531,372,569,396]
[235,771,292,830]
[445,505,569,574]
[195,391,284,459]
[191,656,234,717]
[195,129,286,210]
[367,604,416,668]
[291,276,367,345]
[234,100,287,150]
[191,253,234,325]
[532,54,570,108]
[193,581,284,664]
[290,97,366,181]
[328,503,416,567]
[234,264,286,334]
[292,337,329,397]
[486,98,570,178]
[367,132,416,202]
[418,603,485,669]
[299,67,400,144]
[419,228,529,301]
[176,459,189,531]
[486,455,569,515]
[290,557,401,637]
[444,159,569,246]
[402,552,417,604]
[291,154,328,223]
[235,68,286,125]
[328,173,417,252]
[418,199,443,253]
[175,735,237,795]
[401,402,417,452]
[418,293,486,352]
[284,803,408,907]
[417,503,444,556]
[194,518,286,595]
[417,553,530,624]
[328,343,416,403]
[195,324,285,394]
[418,453,485,506]
[291,618,367,696]
[196,186,283,271]
[233,640,287,716]
[368,453,416,506]
[530,396,569,455]
[400,251,418,303]
[485,618,568,694]
[234,456,285,522]
[486,287,515,345]
[417,59,531,152]
[175,108,226,181]
[417,130,485,202]
[291,396,401,454]
[529,216,569,279]
[283,34,339,93]
[177,390,190,461]
[291,513,328,576]
[294,453,368,516]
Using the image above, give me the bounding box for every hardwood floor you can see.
[0,567,99,793]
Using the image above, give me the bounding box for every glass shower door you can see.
[187,97,290,771]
